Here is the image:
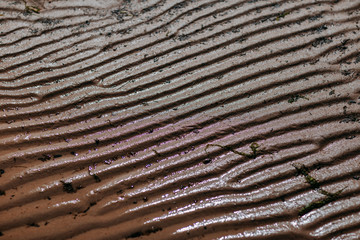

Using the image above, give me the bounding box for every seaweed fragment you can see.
[276,11,289,21]
[298,188,345,216]
[205,142,267,159]
[25,5,40,14]
[22,1,40,14]
[293,164,346,216]
[293,164,320,189]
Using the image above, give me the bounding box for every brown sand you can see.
[0,0,360,239]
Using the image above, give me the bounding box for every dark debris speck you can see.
[92,174,101,183]
[111,8,132,22]
[127,231,143,238]
[27,223,40,228]
[348,100,357,105]
[355,55,360,64]
[203,159,212,164]
[83,202,96,213]
[79,20,90,28]
[340,114,359,123]
[40,18,61,25]
[126,227,162,239]
[142,5,157,13]
[288,94,309,103]
[61,181,76,193]
[38,154,51,162]
[178,34,190,41]
[345,135,356,140]
[173,2,187,9]
[308,15,323,22]
[313,25,327,33]
[341,70,351,76]
[312,37,332,47]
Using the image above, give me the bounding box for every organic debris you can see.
[288,94,309,103]
[205,142,267,159]
[293,164,346,216]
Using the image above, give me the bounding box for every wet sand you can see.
[0,0,360,239]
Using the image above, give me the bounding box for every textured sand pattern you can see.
[0,0,360,239]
